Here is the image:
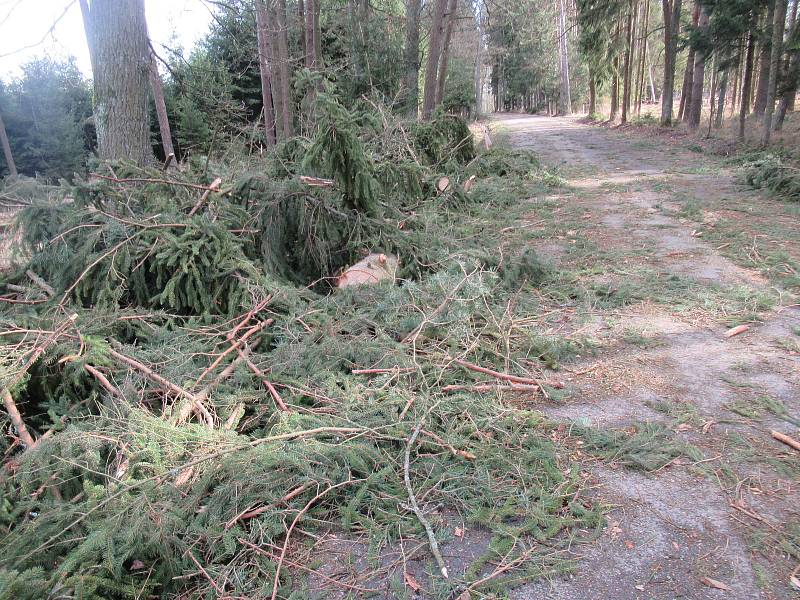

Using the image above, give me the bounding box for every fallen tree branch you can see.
[441,383,543,394]
[404,407,448,579]
[188,177,223,216]
[2,389,36,449]
[108,347,214,427]
[771,430,800,452]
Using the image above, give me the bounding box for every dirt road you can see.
[492,114,800,600]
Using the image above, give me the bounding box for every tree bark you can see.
[435,0,459,107]
[621,0,636,124]
[148,49,175,160]
[679,2,701,122]
[80,0,151,165]
[422,0,448,119]
[660,0,683,125]
[588,71,597,115]
[763,0,789,143]
[474,5,485,117]
[687,6,709,129]
[775,0,800,130]
[305,0,317,68]
[754,0,777,115]
[404,0,422,116]
[558,0,572,114]
[255,0,277,146]
[275,0,293,138]
[715,67,728,128]
[739,25,757,140]
[0,110,17,177]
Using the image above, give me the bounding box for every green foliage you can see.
[0,57,93,180]
[570,422,702,471]
[741,153,800,202]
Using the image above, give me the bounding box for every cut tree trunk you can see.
[80,0,152,165]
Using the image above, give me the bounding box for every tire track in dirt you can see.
[491,114,800,600]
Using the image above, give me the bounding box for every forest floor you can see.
[488,113,800,599]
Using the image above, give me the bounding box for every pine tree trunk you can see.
[715,68,728,128]
[754,0,777,115]
[474,6,485,117]
[435,0,459,106]
[148,50,175,161]
[739,25,757,140]
[255,0,276,146]
[588,73,597,115]
[80,0,151,165]
[763,0,789,144]
[660,0,683,125]
[422,0,448,119]
[305,0,317,68]
[678,2,700,122]
[621,1,636,124]
[0,110,17,177]
[636,0,651,114]
[687,6,709,129]
[775,0,800,130]
[275,0,293,138]
[558,0,572,114]
[404,0,422,116]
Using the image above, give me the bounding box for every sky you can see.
[0,0,214,80]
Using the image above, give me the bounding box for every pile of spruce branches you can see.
[0,91,624,599]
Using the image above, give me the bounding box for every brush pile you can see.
[0,92,604,599]
[741,152,800,203]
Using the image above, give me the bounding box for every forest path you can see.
[490,113,800,600]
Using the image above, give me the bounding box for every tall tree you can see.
[275,0,293,138]
[79,0,151,165]
[422,0,449,119]
[621,0,636,124]
[679,2,701,122]
[687,5,710,129]
[775,0,799,129]
[255,0,277,146]
[739,21,757,140]
[0,110,17,177]
[660,0,683,125]
[762,0,789,143]
[435,0,460,106]
[754,0,776,114]
[404,0,422,115]
[558,0,572,114]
